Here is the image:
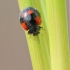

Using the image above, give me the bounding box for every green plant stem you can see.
[18,0,50,70]
[30,0,50,70]
[26,35,45,70]
[46,0,69,70]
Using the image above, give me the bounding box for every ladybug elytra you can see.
[19,7,42,36]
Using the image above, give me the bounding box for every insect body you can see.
[19,7,42,36]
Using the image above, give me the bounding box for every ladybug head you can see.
[28,25,42,36]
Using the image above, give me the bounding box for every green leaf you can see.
[46,0,70,70]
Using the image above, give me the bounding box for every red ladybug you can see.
[19,7,42,36]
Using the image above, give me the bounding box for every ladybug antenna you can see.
[41,27,46,31]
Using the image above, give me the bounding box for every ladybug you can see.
[19,7,42,36]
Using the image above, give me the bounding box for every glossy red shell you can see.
[35,17,42,25]
[28,10,34,14]
[21,22,28,30]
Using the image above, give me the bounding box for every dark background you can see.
[0,0,69,70]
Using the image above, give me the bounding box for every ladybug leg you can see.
[33,32,40,36]
[28,29,33,35]
[36,26,42,32]
[41,27,46,31]
[33,33,37,36]
[39,26,46,31]
[39,26,42,28]
[28,31,31,35]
